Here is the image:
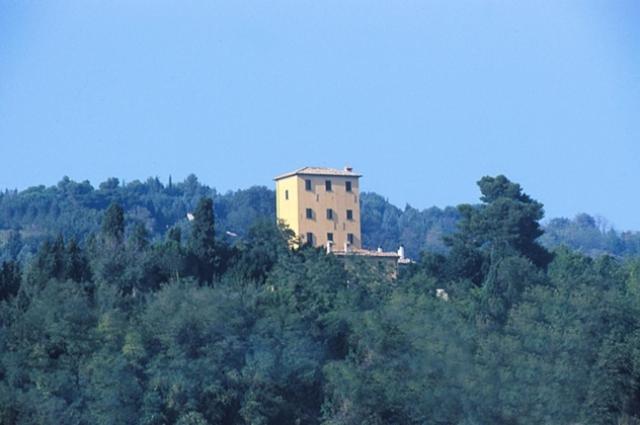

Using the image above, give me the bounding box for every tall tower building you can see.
[274,166,362,249]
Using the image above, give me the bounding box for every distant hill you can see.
[0,175,274,262]
[539,213,640,258]
[2,175,640,262]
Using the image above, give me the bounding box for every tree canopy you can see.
[2,175,640,423]
[2,174,640,264]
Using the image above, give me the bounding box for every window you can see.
[346,181,352,192]
[325,180,332,191]
[326,208,333,220]
[305,179,312,191]
[285,190,289,200]
[306,208,313,219]
[327,232,334,242]
[347,233,354,245]
[346,209,353,220]
[306,232,314,245]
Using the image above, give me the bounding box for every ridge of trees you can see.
[2,175,640,423]
[2,174,640,264]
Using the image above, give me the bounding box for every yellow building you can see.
[274,166,362,250]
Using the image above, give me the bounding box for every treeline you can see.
[541,213,640,257]
[0,175,274,262]
[2,175,640,424]
[0,175,458,261]
[2,175,640,263]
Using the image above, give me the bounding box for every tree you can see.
[231,220,294,284]
[187,198,216,283]
[167,226,182,244]
[99,177,120,191]
[65,238,91,283]
[102,203,125,244]
[24,235,66,287]
[2,229,23,262]
[0,280,98,423]
[130,222,150,251]
[0,261,21,301]
[445,175,552,284]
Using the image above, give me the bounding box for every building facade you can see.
[274,166,362,249]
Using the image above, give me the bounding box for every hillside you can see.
[2,175,640,262]
[3,175,640,424]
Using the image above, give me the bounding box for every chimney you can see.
[344,166,353,172]
[397,245,405,260]
[377,247,382,253]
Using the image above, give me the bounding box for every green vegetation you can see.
[2,175,640,424]
[540,213,640,257]
[2,175,640,264]
[0,175,275,264]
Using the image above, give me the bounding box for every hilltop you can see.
[1,175,639,262]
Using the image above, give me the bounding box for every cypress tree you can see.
[102,203,125,244]
[188,197,216,283]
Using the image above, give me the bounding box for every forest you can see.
[2,174,640,265]
[2,175,640,424]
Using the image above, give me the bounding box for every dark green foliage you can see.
[130,222,151,250]
[0,176,276,263]
[187,197,216,283]
[64,238,91,283]
[0,261,21,301]
[168,226,182,243]
[541,213,640,257]
[0,229,23,262]
[229,220,294,284]
[24,235,90,287]
[102,203,125,244]
[445,175,552,285]
[360,192,460,258]
[3,175,640,424]
[1,280,98,424]
[4,174,640,263]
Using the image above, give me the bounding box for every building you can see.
[275,166,413,279]
[274,166,362,249]
[333,247,400,279]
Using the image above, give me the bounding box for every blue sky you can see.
[1,1,639,228]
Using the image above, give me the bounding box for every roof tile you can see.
[274,166,362,180]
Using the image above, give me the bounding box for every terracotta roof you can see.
[274,166,362,181]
